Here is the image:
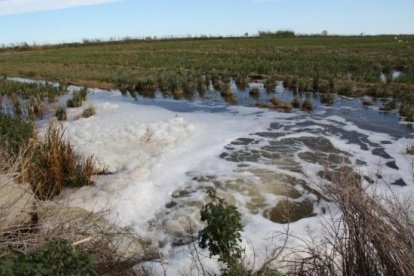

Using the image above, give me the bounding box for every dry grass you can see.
[0,144,150,275]
[287,168,414,276]
[19,124,95,200]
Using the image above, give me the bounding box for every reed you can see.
[20,125,95,200]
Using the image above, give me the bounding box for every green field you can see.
[1,35,414,99]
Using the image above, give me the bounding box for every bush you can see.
[0,238,96,275]
[20,125,95,200]
[198,188,244,274]
[55,106,67,121]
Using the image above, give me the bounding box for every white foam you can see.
[45,88,414,275]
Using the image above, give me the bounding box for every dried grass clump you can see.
[289,168,414,276]
[20,124,95,200]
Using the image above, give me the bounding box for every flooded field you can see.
[17,80,408,273]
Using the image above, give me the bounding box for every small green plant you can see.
[0,238,96,275]
[198,188,244,274]
[82,106,96,118]
[55,106,67,121]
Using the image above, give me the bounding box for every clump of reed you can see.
[406,145,414,155]
[399,104,414,122]
[301,98,313,111]
[82,106,96,118]
[55,106,67,121]
[320,93,335,105]
[235,76,248,90]
[257,97,292,112]
[197,78,208,97]
[20,125,95,200]
[291,97,302,108]
[379,100,397,112]
[67,87,88,108]
[28,98,45,120]
[264,77,277,92]
[249,87,260,98]
[13,100,22,118]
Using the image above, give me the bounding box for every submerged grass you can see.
[0,36,413,104]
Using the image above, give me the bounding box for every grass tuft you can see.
[82,106,96,118]
[55,106,67,121]
[20,124,95,200]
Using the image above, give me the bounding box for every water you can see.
[5,78,414,273]
[120,83,413,230]
[126,85,413,273]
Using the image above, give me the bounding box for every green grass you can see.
[0,78,65,101]
[0,113,33,154]
[0,36,413,102]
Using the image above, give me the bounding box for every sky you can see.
[0,0,413,45]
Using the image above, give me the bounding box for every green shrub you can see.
[198,188,244,274]
[0,238,96,275]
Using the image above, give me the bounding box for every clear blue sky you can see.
[0,0,413,45]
